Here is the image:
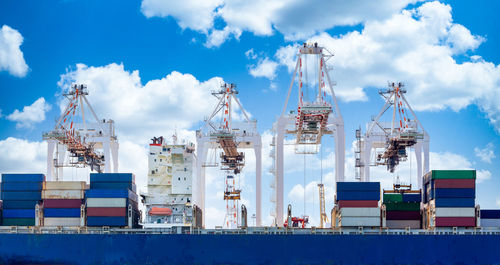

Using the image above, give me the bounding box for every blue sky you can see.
[1,0,499,227]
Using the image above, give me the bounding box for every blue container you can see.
[433,188,475,198]
[434,198,475,207]
[86,189,137,202]
[336,190,380,201]
[3,209,36,218]
[2,200,40,209]
[1,174,45,182]
[44,208,81,218]
[481,210,500,219]
[90,173,134,183]
[336,182,380,192]
[90,182,135,191]
[402,193,421,202]
[1,182,43,191]
[86,216,127,227]
[1,191,42,201]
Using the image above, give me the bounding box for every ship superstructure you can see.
[142,135,195,228]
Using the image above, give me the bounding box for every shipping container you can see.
[383,193,402,203]
[481,219,500,227]
[2,200,39,209]
[336,182,380,191]
[3,209,36,218]
[43,199,83,208]
[424,170,476,181]
[1,182,43,191]
[43,217,81,227]
[339,216,380,227]
[2,218,35,226]
[386,220,420,229]
[340,207,380,217]
[384,203,420,212]
[386,211,421,220]
[434,207,475,217]
[42,190,85,199]
[432,188,475,198]
[90,173,135,183]
[86,216,127,227]
[435,217,475,227]
[1,191,41,200]
[86,207,127,217]
[480,210,500,219]
[433,198,475,207]
[90,182,136,192]
[433,179,475,189]
[338,200,379,208]
[44,208,81,218]
[43,181,86,190]
[86,189,137,202]
[1,173,45,182]
[336,191,380,201]
[402,194,421,203]
[86,198,127,208]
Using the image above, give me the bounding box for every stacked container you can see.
[423,170,476,228]
[383,192,421,229]
[42,181,86,226]
[1,174,44,226]
[86,173,140,227]
[334,182,381,227]
[480,210,500,228]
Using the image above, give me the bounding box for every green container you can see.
[425,170,476,180]
[383,193,402,203]
[2,218,35,226]
[385,202,421,211]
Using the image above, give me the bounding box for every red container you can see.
[43,199,83,208]
[338,200,379,208]
[386,211,421,220]
[86,207,126,217]
[433,179,475,189]
[435,217,476,227]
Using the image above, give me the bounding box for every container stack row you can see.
[480,210,500,228]
[86,173,140,227]
[423,170,477,228]
[383,191,421,229]
[334,182,381,227]
[41,181,86,227]
[0,174,44,226]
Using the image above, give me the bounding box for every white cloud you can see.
[249,58,279,80]
[140,0,419,47]
[474,143,496,164]
[6,97,52,128]
[0,25,29,77]
[0,137,47,173]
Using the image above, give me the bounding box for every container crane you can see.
[196,83,262,227]
[355,82,429,188]
[270,43,344,226]
[43,84,119,181]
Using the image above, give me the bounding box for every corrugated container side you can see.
[43,199,82,208]
[42,190,85,199]
[435,207,475,217]
[340,207,380,217]
[433,179,475,189]
[3,209,36,218]
[431,170,476,180]
[336,191,380,201]
[1,182,43,191]
[383,194,402,203]
[433,198,475,207]
[402,194,421,203]
[433,188,475,198]
[339,217,380,227]
[86,198,127,208]
[386,211,421,220]
[43,217,81,226]
[386,220,421,229]
[481,210,500,219]
[1,191,42,201]
[336,182,380,191]
[2,200,40,209]
[384,203,420,211]
[44,208,81,218]
[480,219,500,227]
[86,207,127,217]
[1,174,45,182]
[86,216,127,227]
[43,181,86,190]
[338,200,379,208]
[435,217,475,227]
[85,189,137,202]
[90,182,136,192]
[2,217,35,226]
[90,173,135,183]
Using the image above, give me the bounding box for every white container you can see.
[43,217,81,227]
[340,207,380,217]
[481,219,500,227]
[86,198,127,207]
[386,220,421,229]
[435,207,475,217]
[44,181,86,190]
[42,190,85,199]
[339,216,380,227]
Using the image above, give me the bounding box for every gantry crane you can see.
[43,84,118,181]
[355,82,429,189]
[318,183,328,228]
[270,43,344,226]
[196,83,262,227]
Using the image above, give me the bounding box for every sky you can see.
[1,0,500,228]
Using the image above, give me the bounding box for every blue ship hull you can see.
[0,234,499,264]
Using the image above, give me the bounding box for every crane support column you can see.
[254,135,262,226]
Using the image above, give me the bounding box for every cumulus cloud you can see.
[6,97,52,128]
[249,58,279,80]
[0,137,47,173]
[140,0,419,47]
[474,143,496,164]
[0,25,29,77]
